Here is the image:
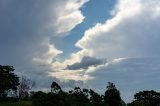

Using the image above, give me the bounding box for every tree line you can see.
[0,65,160,106]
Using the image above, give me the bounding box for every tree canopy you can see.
[104,82,125,106]
[51,81,62,94]
[134,90,160,106]
[0,65,19,98]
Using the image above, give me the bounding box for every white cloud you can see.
[76,0,160,60]
[51,0,89,34]
[48,69,91,81]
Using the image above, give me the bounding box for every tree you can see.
[134,90,160,106]
[31,91,48,106]
[32,91,70,106]
[0,65,19,98]
[127,101,145,106]
[104,82,125,106]
[51,81,62,94]
[69,87,89,106]
[89,89,104,106]
[18,76,35,99]
[83,88,89,97]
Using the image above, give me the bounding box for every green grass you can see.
[0,101,33,106]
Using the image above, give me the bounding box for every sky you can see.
[1,0,160,102]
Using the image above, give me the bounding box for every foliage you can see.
[51,81,62,94]
[0,65,19,98]
[68,87,89,106]
[0,100,32,106]
[31,91,70,106]
[89,89,104,106]
[104,82,125,106]
[133,90,160,106]
[31,83,125,106]
[127,101,145,106]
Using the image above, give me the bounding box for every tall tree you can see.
[70,87,89,106]
[89,89,104,106]
[104,82,125,106]
[0,65,19,98]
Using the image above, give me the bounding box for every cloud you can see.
[76,0,160,59]
[45,0,160,90]
[0,0,88,89]
[32,40,63,65]
[47,0,160,102]
[85,57,160,102]
[66,56,106,70]
[53,0,89,34]
[48,69,90,81]
[50,0,160,82]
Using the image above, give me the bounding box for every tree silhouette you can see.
[0,65,19,98]
[134,90,160,106]
[71,87,89,106]
[51,81,62,94]
[104,82,125,106]
[83,88,89,97]
[89,89,104,106]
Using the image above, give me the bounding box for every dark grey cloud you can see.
[67,56,107,70]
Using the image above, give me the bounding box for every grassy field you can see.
[0,101,33,106]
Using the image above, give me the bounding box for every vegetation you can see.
[0,65,19,99]
[104,82,126,106]
[127,90,160,106]
[0,65,160,106]
[0,101,32,106]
